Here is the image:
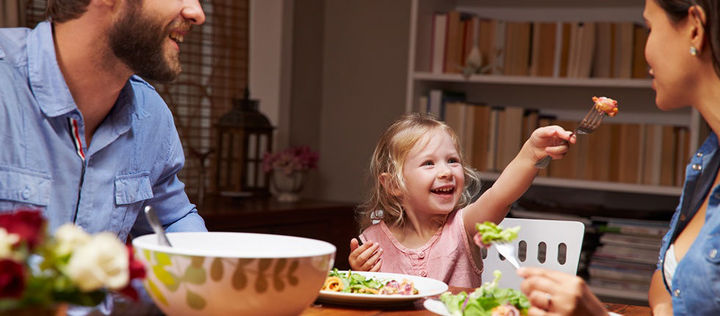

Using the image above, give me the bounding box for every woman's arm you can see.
[648,269,673,316]
[462,126,573,232]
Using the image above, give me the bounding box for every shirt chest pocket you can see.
[0,167,51,208]
[114,173,153,205]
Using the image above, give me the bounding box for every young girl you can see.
[348,113,573,287]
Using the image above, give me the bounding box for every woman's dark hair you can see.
[45,0,91,23]
[655,0,720,77]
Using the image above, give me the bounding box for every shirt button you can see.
[674,289,681,297]
[418,252,425,259]
[420,271,428,277]
[21,187,31,200]
[710,249,718,259]
[696,152,704,157]
[692,164,702,171]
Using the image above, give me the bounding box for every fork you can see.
[534,105,607,169]
[495,242,520,270]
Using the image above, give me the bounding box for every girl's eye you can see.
[422,160,434,166]
[448,158,460,164]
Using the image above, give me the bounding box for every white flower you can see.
[0,228,19,259]
[66,233,129,291]
[54,224,91,257]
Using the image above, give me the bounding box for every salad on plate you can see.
[438,270,530,316]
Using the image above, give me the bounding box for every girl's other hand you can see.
[527,125,575,162]
[349,238,383,272]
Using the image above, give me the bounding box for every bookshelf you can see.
[405,0,695,305]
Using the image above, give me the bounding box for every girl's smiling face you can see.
[400,128,465,217]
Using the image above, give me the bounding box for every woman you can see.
[519,0,720,315]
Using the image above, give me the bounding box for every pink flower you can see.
[0,209,46,250]
[0,259,25,298]
[262,146,319,175]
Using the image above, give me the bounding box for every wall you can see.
[299,0,412,202]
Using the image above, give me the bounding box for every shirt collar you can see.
[27,21,76,117]
[26,21,139,135]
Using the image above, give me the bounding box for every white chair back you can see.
[481,218,585,290]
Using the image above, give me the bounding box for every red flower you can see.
[0,209,46,249]
[118,245,146,301]
[0,259,25,298]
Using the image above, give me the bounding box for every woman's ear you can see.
[688,5,707,52]
[379,173,402,197]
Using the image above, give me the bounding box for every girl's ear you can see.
[688,5,707,52]
[379,172,402,196]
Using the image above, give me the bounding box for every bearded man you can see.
[0,0,206,313]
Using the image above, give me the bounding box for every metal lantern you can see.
[215,90,274,196]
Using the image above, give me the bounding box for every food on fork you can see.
[472,221,520,248]
[593,96,619,117]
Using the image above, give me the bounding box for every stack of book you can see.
[428,11,649,79]
[588,217,669,301]
[417,96,692,186]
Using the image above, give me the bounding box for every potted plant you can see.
[262,146,319,202]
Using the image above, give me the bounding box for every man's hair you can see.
[45,0,91,23]
[655,0,720,78]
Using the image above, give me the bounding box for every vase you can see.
[271,171,305,202]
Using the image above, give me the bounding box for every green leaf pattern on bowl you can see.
[141,251,304,311]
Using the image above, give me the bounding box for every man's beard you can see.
[108,4,182,83]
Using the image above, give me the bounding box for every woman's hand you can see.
[526,125,575,163]
[518,267,608,316]
[348,238,382,271]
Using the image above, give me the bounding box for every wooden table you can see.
[301,287,651,315]
[198,195,357,269]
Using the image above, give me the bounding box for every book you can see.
[642,124,663,185]
[490,20,507,75]
[675,126,690,186]
[613,22,635,78]
[496,106,525,170]
[529,22,557,77]
[486,107,503,171]
[592,22,613,78]
[632,23,649,79]
[575,22,596,78]
[430,13,448,74]
[428,89,443,117]
[557,22,572,77]
[503,22,531,76]
[659,125,677,186]
[478,18,497,73]
[444,10,463,74]
[521,109,539,143]
[599,233,662,251]
[617,123,642,184]
[462,16,480,68]
[582,122,613,181]
[471,104,491,171]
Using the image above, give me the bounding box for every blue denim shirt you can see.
[0,21,206,241]
[657,132,720,315]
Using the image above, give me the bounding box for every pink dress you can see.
[359,208,483,288]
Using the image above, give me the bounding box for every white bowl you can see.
[133,232,336,316]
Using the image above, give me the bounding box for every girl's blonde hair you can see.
[356,113,482,231]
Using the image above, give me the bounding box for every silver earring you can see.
[690,46,698,56]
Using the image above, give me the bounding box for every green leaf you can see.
[183,266,207,285]
[154,252,173,266]
[153,266,180,292]
[186,289,207,310]
[210,258,224,281]
[232,265,248,290]
[146,279,168,306]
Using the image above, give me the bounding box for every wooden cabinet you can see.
[200,196,357,269]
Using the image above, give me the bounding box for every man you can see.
[0,0,206,312]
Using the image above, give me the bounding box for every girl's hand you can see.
[527,125,575,162]
[348,238,383,272]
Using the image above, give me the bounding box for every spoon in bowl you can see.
[144,206,173,247]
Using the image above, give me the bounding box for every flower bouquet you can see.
[262,146,319,176]
[0,209,145,313]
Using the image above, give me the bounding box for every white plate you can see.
[424,298,624,316]
[317,271,448,305]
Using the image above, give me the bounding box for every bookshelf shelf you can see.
[590,285,649,303]
[479,172,682,196]
[413,72,653,88]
